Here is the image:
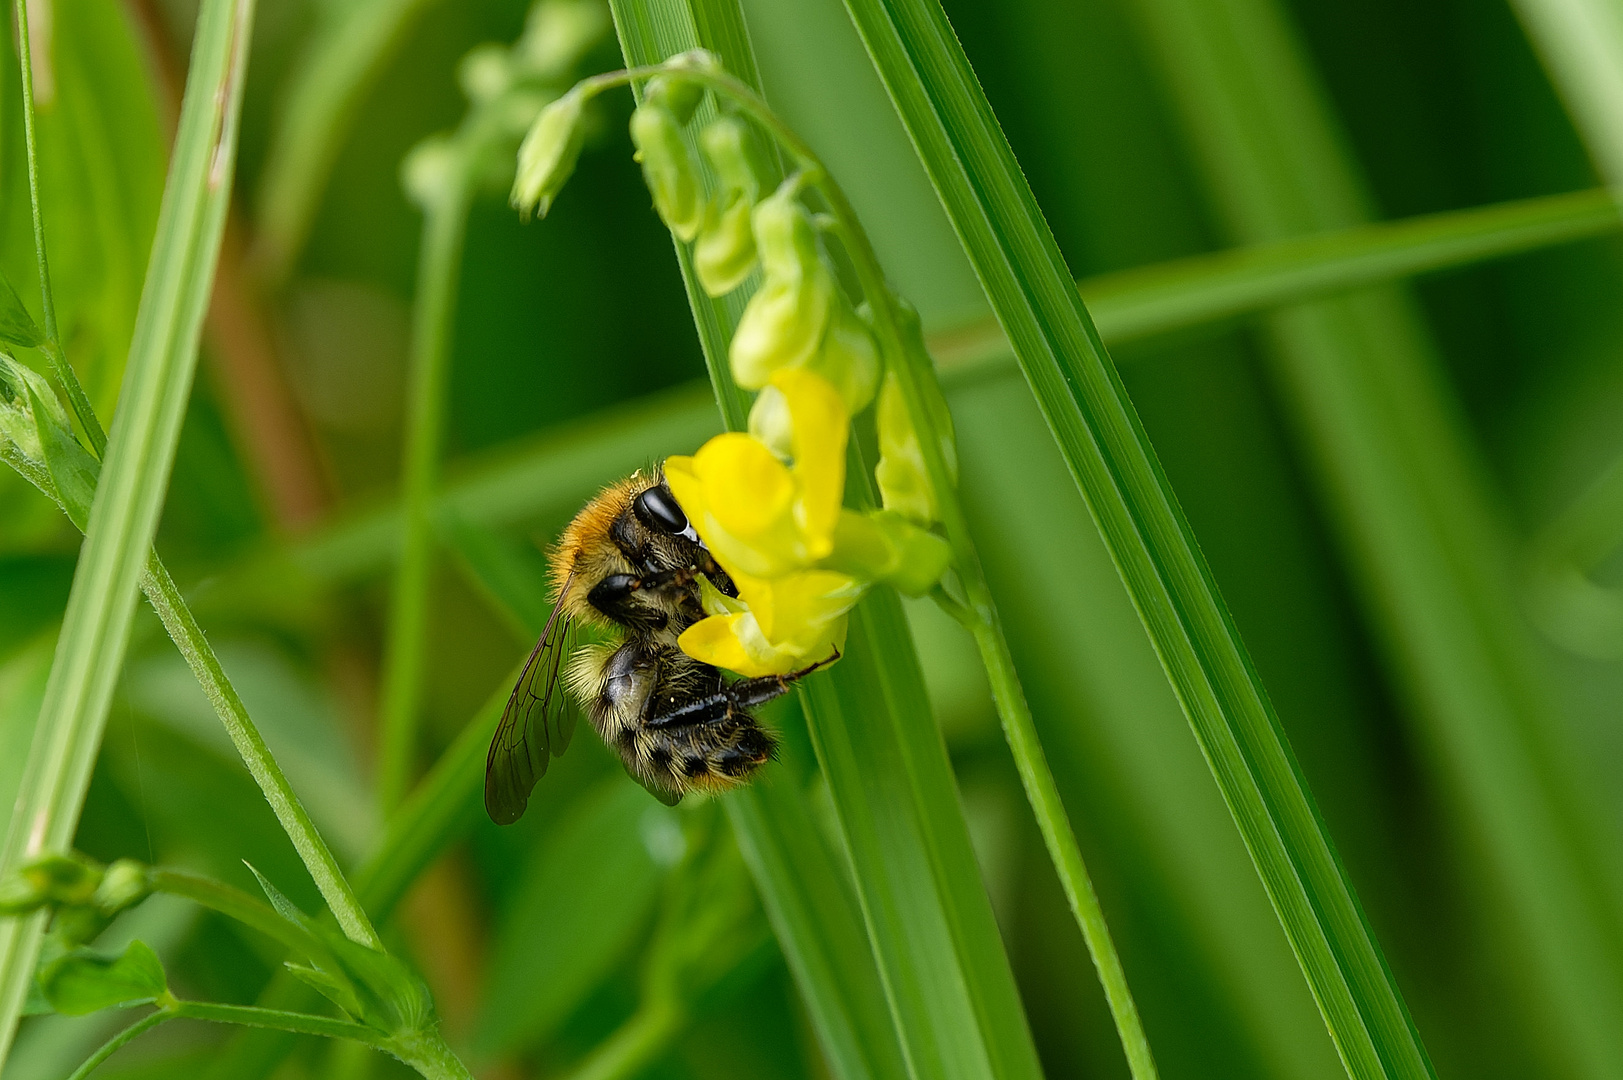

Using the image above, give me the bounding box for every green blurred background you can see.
[2,0,1622,1077]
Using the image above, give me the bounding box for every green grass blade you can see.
[1117,0,1623,1074]
[612,5,1042,1079]
[0,0,256,1063]
[253,0,443,283]
[831,1,1435,1077]
[1506,0,1623,186]
[935,187,1623,368]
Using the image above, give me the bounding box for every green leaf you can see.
[611,6,1044,1080]
[0,270,42,349]
[1112,0,1623,1075]
[830,0,1436,1078]
[1506,0,1623,186]
[39,940,166,1016]
[476,778,669,1054]
[0,0,256,1059]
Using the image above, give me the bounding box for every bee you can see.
[485,469,833,824]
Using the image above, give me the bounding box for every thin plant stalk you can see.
[12,0,101,453]
[377,169,473,814]
[0,0,257,1062]
[1,17,381,949]
[64,1011,173,1080]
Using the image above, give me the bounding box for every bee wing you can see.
[485,587,577,825]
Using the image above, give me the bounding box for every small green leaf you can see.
[40,940,167,1016]
[0,272,43,350]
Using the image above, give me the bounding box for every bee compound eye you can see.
[634,484,690,535]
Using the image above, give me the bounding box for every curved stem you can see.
[11,0,104,455]
[628,61,1161,1080]
[66,1010,174,1080]
[169,999,388,1047]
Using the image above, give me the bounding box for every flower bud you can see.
[747,382,792,460]
[93,859,151,917]
[826,509,952,596]
[630,103,704,241]
[700,115,768,199]
[518,0,610,80]
[730,191,832,387]
[402,135,460,211]
[458,43,511,104]
[875,304,957,523]
[694,193,757,296]
[512,88,588,218]
[645,74,704,125]
[807,301,879,413]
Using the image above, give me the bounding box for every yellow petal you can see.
[733,567,863,648]
[770,368,848,556]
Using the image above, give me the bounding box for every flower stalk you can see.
[514,52,1159,1080]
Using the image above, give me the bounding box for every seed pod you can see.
[630,103,705,241]
[694,193,758,296]
[511,88,588,217]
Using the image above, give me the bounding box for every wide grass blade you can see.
[831,0,1434,1077]
[611,4,1043,1079]
[1506,0,1623,186]
[0,0,256,1063]
[1115,0,1623,1074]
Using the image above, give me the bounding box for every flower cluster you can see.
[513,53,959,677]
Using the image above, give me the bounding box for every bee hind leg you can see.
[643,650,839,733]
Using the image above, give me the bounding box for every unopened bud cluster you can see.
[0,853,151,946]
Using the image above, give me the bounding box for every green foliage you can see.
[38,940,166,1016]
[5,0,1623,1079]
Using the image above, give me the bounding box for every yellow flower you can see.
[679,573,856,676]
[666,368,847,578]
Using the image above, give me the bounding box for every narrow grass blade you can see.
[612,5,1043,1078]
[1117,0,1623,1075]
[933,186,1623,369]
[253,0,444,282]
[832,1,1435,1077]
[0,0,256,1063]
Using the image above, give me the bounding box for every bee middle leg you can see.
[643,650,839,732]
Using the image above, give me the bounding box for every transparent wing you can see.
[485,582,577,825]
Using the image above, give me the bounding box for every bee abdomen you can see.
[634,719,776,794]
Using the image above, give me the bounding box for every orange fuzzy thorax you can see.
[549,472,644,625]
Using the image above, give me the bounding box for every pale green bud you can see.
[700,115,768,198]
[630,103,704,241]
[645,73,704,125]
[458,43,511,104]
[730,191,834,388]
[403,136,459,210]
[93,859,151,917]
[806,300,879,413]
[694,193,757,296]
[512,88,588,217]
[518,0,611,80]
[874,310,957,524]
[826,509,952,596]
[747,383,792,459]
